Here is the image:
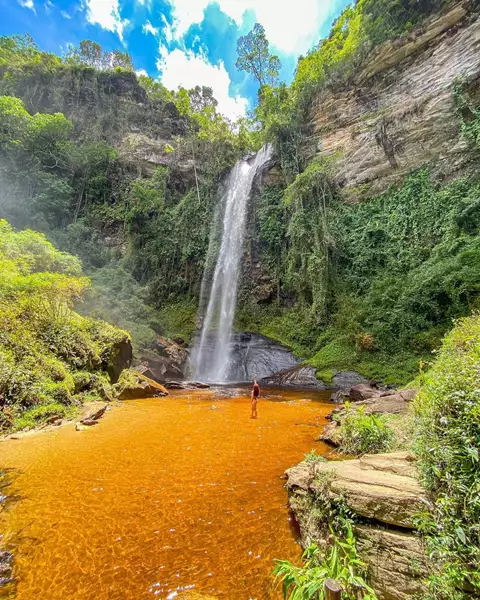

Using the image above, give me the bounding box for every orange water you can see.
[0,386,332,600]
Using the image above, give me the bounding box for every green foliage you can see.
[303,449,328,464]
[246,167,480,385]
[331,170,480,352]
[66,40,134,71]
[337,405,395,456]
[284,160,337,318]
[236,23,281,87]
[454,80,480,148]
[414,314,480,598]
[0,34,249,345]
[156,298,198,341]
[273,524,377,600]
[0,220,130,431]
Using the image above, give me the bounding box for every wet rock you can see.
[139,337,189,383]
[330,390,348,404]
[78,405,108,427]
[80,419,98,427]
[115,371,168,401]
[261,365,327,389]
[0,549,13,586]
[349,384,382,402]
[193,332,300,382]
[331,371,368,390]
[75,423,86,432]
[165,381,210,390]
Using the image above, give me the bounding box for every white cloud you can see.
[18,0,35,12]
[161,14,174,43]
[142,20,159,36]
[85,0,129,42]
[158,47,248,121]
[167,0,338,55]
[60,9,71,19]
[136,69,148,77]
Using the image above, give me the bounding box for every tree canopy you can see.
[236,23,281,87]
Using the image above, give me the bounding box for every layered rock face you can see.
[286,452,430,599]
[307,2,480,201]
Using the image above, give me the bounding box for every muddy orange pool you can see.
[0,386,332,599]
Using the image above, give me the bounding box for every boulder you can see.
[165,381,210,390]
[261,365,327,389]
[81,419,98,427]
[115,371,168,401]
[286,452,427,529]
[349,384,382,402]
[357,393,409,415]
[82,405,108,422]
[400,388,418,402]
[139,337,189,383]
[331,371,368,390]
[330,390,348,404]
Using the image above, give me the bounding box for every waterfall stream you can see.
[191,145,273,382]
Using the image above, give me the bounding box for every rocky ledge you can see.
[286,452,430,599]
[321,384,417,445]
[261,365,327,389]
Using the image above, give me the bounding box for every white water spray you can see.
[191,145,273,382]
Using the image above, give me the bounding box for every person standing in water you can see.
[251,376,260,419]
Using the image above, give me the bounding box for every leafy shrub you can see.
[0,220,130,430]
[414,314,480,598]
[337,405,394,456]
[273,524,377,600]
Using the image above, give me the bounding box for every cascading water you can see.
[190,145,273,382]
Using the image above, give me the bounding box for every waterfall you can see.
[190,145,273,383]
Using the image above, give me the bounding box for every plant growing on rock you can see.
[337,405,394,456]
[273,523,377,599]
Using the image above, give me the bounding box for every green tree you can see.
[236,23,281,87]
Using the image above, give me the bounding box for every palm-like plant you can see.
[272,525,377,600]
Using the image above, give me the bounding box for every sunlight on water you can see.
[0,387,332,600]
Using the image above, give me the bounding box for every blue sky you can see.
[1,0,351,119]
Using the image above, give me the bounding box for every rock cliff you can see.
[306,2,480,201]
